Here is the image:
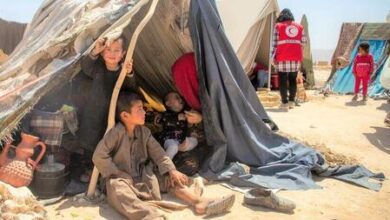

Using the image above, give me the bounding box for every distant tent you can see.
[300,14,315,88]
[217,0,279,74]
[327,23,390,97]
[0,18,27,54]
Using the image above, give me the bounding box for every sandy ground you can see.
[45,69,390,220]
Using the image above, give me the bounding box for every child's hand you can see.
[185,110,202,124]
[168,170,189,188]
[123,59,133,75]
[91,38,106,56]
[178,113,186,121]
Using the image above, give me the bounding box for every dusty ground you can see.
[45,69,390,220]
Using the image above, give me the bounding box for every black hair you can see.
[277,8,295,23]
[358,42,370,53]
[163,91,184,105]
[116,92,142,123]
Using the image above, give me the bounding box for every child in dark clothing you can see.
[78,36,134,182]
[352,42,375,102]
[156,92,198,159]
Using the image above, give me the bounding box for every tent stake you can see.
[86,0,160,197]
[267,12,274,91]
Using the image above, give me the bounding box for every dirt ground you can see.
[45,69,390,220]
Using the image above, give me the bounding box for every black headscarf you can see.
[277,8,295,23]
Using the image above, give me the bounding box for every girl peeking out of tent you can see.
[352,42,375,102]
[78,36,135,182]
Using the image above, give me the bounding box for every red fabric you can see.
[252,63,267,75]
[353,54,374,78]
[172,53,201,111]
[354,76,369,96]
[275,21,304,62]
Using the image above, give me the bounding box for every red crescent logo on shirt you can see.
[286,25,299,38]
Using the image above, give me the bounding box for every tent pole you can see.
[267,13,274,91]
[86,0,160,197]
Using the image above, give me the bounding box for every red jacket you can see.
[171,53,201,111]
[353,54,374,78]
[275,21,304,62]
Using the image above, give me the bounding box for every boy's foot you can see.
[195,194,235,216]
[362,96,368,102]
[351,95,358,101]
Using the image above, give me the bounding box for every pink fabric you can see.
[171,53,201,111]
[353,54,374,78]
[354,76,369,96]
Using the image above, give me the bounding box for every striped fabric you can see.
[30,110,64,146]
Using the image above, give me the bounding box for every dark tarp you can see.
[189,0,384,191]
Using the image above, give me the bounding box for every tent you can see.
[300,14,315,88]
[327,23,390,97]
[0,18,27,55]
[217,0,278,74]
[0,0,384,192]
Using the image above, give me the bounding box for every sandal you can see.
[205,193,235,216]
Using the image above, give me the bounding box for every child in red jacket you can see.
[352,42,375,102]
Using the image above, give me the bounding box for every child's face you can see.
[165,92,184,113]
[120,100,146,125]
[102,39,125,67]
[358,47,367,55]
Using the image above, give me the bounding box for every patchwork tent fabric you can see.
[328,23,364,81]
[0,0,279,140]
[189,0,384,191]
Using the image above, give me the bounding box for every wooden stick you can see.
[86,0,160,197]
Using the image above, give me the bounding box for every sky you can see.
[278,0,390,50]
[0,0,389,52]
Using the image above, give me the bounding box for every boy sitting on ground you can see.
[92,92,235,220]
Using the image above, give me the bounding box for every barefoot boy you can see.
[93,92,235,220]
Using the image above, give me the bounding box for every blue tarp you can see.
[331,40,387,96]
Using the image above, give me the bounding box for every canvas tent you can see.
[0,18,27,55]
[327,22,390,97]
[217,0,278,74]
[0,0,384,192]
[300,14,315,88]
